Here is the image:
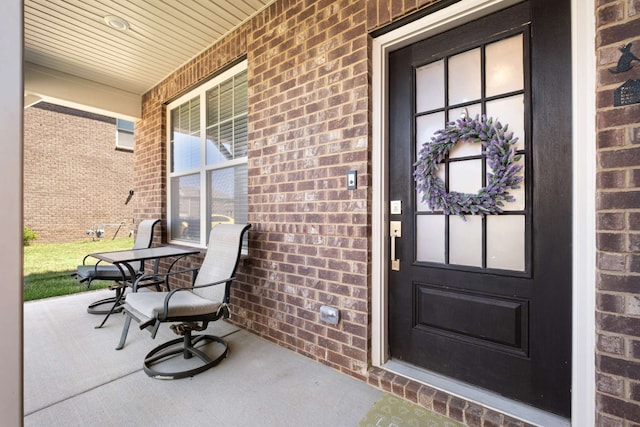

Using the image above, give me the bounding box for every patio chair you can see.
[117,223,251,379]
[75,219,161,317]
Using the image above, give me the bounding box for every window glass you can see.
[171,98,201,172]
[208,164,248,227]
[167,61,248,245]
[170,174,200,243]
[206,71,248,166]
[116,119,135,150]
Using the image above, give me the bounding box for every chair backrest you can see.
[193,223,251,303]
[130,219,160,272]
[134,219,160,249]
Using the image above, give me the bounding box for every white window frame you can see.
[166,60,248,247]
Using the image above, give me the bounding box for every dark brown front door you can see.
[387,1,572,417]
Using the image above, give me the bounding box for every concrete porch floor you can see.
[24,289,384,426]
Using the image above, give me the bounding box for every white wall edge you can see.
[0,0,24,424]
[371,37,388,367]
[570,0,597,424]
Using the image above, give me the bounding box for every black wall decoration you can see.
[611,42,640,107]
[610,43,640,74]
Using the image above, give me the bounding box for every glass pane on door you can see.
[486,94,525,151]
[486,34,524,97]
[449,215,482,267]
[414,33,527,273]
[449,160,482,194]
[416,112,445,213]
[416,60,445,112]
[491,155,525,211]
[448,48,481,105]
[416,113,445,149]
[448,103,483,158]
[486,215,525,270]
[417,215,445,263]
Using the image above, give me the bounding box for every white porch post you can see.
[0,0,24,425]
[571,0,597,424]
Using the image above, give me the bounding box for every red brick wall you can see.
[244,0,374,375]
[137,0,595,425]
[596,0,640,425]
[23,102,135,243]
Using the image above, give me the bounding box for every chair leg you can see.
[94,286,127,329]
[87,295,125,315]
[86,279,125,315]
[116,313,132,350]
[143,331,228,379]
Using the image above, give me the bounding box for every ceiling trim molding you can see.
[24,62,141,120]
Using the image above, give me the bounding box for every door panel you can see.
[387,1,572,417]
[415,285,528,351]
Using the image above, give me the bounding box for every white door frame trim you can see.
[371,0,595,425]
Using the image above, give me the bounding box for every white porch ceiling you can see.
[24,0,274,119]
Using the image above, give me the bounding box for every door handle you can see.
[390,221,401,271]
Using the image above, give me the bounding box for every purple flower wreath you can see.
[414,114,523,217]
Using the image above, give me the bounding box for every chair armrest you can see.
[132,267,200,291]
[157,277,234,321]
[165,254,196,275]
[92,260,112,275]
[82,254,108,268]
[131,253,201,291]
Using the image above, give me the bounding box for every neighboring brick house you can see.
[56,0,638,425]
[23,102,135,243]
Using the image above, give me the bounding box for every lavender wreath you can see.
[414,114,523,217]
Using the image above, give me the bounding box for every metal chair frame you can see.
[118,223,251,379]
[75,219,161,327]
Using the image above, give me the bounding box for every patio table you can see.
[86,245,201,329]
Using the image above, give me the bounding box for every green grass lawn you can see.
[23,237,133,301]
